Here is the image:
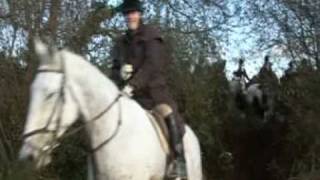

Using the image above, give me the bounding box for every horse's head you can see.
[19,39,80,168]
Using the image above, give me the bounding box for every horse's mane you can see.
[56,49,119,92]
[34,38,120,104]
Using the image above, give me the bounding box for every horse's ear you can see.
[34,37,57,67]
[34,38,49,62]
[34,38,49,58]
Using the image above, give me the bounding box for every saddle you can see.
[146,111,186,178]
[146,110,171,155]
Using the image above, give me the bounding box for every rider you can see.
[257,56,278,121]
[258,55,278,85]
[111,0,187,179]
[284,61,297,78]
[233,58,250,91]
[261,55,272,71]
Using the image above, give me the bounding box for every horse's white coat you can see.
[19,41,202,180]
[245,83,263,105]
[230,79,263,105]
[230,78,276,123]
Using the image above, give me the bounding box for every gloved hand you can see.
[121,85,134,97]
[120,64,133,81]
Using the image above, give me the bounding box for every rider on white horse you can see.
[111,0,187,179]
[232,58,250,93]
[257,56,279,92]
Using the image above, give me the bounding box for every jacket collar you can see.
[124,23,145,43]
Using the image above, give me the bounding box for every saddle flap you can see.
[146,111,170,155]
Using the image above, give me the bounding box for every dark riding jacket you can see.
[234,68,249,81]
[111,24,176,110]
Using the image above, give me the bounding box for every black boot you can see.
[165,114,188,180]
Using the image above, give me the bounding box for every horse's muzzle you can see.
[19,145,36,162]
[19,145,52,169]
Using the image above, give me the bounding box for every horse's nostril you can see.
[26,154,34,161]
[19,152,35,162]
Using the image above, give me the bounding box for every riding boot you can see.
[165,113,188,180]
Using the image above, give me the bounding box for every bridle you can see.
[22,55,123,157]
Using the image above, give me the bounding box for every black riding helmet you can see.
[117,0,143,14]
[239,58,244,64]
[264,55,270,63]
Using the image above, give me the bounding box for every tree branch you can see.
[66,6,116,54]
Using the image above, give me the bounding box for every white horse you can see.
[245,83,263,106]
[19,40,202,180]
[229,73,266,107]
[243,82,275,122]
[229,77,246,96]
[230,76,272,119]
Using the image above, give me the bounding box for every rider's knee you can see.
[153,104,173,118]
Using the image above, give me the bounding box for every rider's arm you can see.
[110,41,122,85]
[129,38,164,90]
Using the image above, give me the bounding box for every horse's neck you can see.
[64,51,120,141]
